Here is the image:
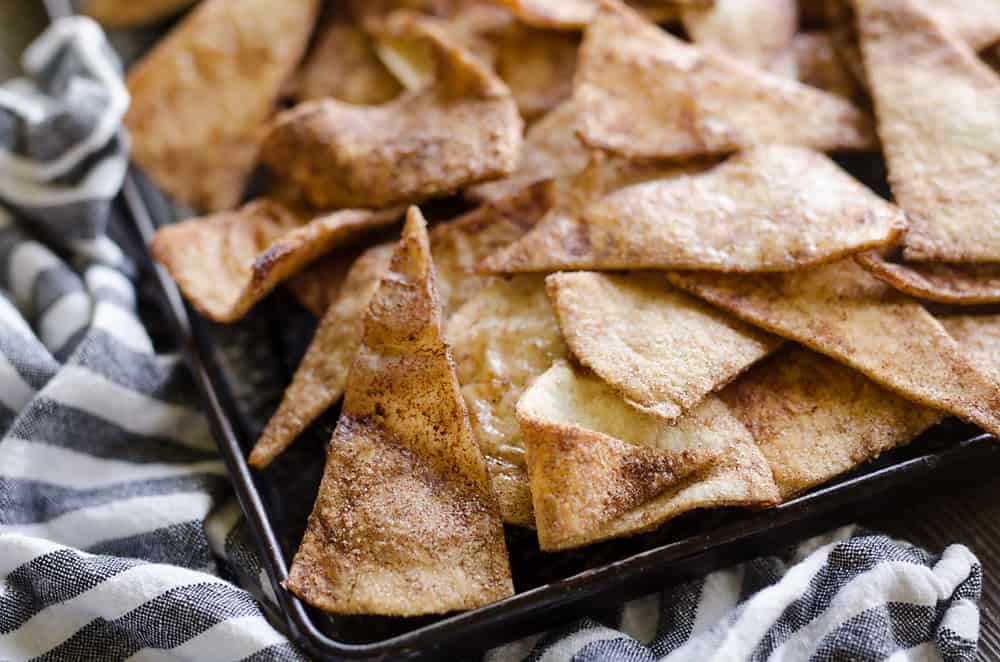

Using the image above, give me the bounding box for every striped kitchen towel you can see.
[0,16,983,662]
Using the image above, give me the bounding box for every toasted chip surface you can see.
[151,200,401,322]
[681,0,798,70]
[939,315,1000,381]
[521,361,779,550]
[485,146,904,273]
[286,208,512,615]
[547,272,782,420]
[500,0,709,29]
[857,0,1000,263]
[668,259,1000,438]
[261,17,522,209]
[125,0,318,211]
[447,275,569,526]
[574,1,874,160]
[722,347,942,498]
[924,0,1000,51]
[85,0,196,26]
[493,24,579,120]
[790,31,864,99]
[857,251,1000,304]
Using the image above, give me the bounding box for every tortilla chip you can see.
[286,208,512,615]
[790,31,865,100]
[294,20,403,105]
[466,100,590,202]
[939,315,1000,381]
[573,1,874,160]
[856,0,1000,263]
[721,346,942,499]
[667,259,1000,438]
[680,0,798,71]
[151,200,402,322]
[447,275,569,526]
[251,188,547,468]
[547,272,783,420]
[85,0,196,26]
[261,15,522,209]
[493,24,579,120]
[857,251,1000,305]
[521,361,780,550]
[125,0,319,212]
[285,250,362,318]
[484,145,904,273]
[923,0,1000,52]
[499,0,709,29]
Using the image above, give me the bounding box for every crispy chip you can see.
[151,200,402,322]
[857,0,1000,263]
[939,315,1000,381]
[520,361,780,550]
[499,0,708,29]
[573,1,874,160]
[294,19,403,104]
[547,272,783,420]
[250,188,547,468]
[261,16,522,209]
[857,251,1000,305]
[680,0,798,71]
[447,275,569,526]
[125,0,318,211]
[721,347,942,499]
[466,100,590,202]
[667,259,1000,438]
[493,24,579,120]
[484,145,904,273]
[923,0,1000,51]
[790,31,864,99]
[84,0,196,26]
[285,208,512,615]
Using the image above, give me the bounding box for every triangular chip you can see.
[790,31,865,100]
[547,272,783,420]
[125,0,319,211]
[939,315,1000,381]
[151,200,402,322]
[447,275,569,526]
[286,208,512,615]
[667,259,1000,438]
[857,251,1000,305]
[484,145,904,273]
[856,0,1000,262]
[261,15,522,209]
[520,361,780,550]
[466,100,591,202]
[498,0,708,29]
[681,0,798,71]
[250,187,548,469]
[574,1,874,160]
[923,0,1000,51]
[493,23,579,120]
[85,0,196,27]
[721,347,942,499]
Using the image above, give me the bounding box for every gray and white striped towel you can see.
[0,16,983,662]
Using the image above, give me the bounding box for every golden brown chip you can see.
[285,249,364,318]
[721,347,942,499]
[790,31,865,100]
[484,145,904,273]
[573,1,874,160]
[249,243,394,469]
[939,315,1000,381]
[84,0,196,26]
[447,275,569,526]
[499,0,709,29]
[923,0,1000,51]
[547,272,783,420]
[856,251,1000,305]
[294,20,403,104]
[250,188,547,468]
[856,0,1000,263]
[151,200,402,322]
[493,24,579,120]
[520,361,780,550]
[125,0,319,212]
[667,259,1000,438]
[466,100,590,202]
[680,0,798,71]
[261,16,522,209]
[286,208,512,616]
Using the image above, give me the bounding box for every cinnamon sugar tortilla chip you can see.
[261,16,522,209]
[681,0,798,70]
[667,259,1000,438]
[151,200,402,322]
[574,1,874,160]
[484,145,904,273]
[721,347,942,499]
[85,0,196,26]
[250,187,548,469]
[520,361,779,550]
[493,24,579,120]
[857,251,1000,305]
[547,272,783,420]
[499,0,708,29]
[125,0,319,211]
[294,20,402,104]
[447,275,569,526]
[286,208,512,615]
[939,315,1000,381]
[856,0,1000,262]
[790,31,864,100]
[923,0,1000,51]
